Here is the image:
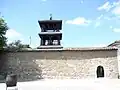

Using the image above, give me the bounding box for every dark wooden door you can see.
[96,66,104,78]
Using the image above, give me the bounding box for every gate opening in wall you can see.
[96,65,104,78]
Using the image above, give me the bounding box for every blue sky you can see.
[0,0,120,48]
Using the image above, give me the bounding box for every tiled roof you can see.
[63,47,118,50]
[12,47,118,52]
[38,20,62,23]
[108,40,120,47]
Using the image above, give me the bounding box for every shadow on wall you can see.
[0,52,44,83]
[0,52,8,82]
[17,63,44,82]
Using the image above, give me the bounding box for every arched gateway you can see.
[96,65,104,78]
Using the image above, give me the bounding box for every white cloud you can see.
[97,14,112,21]
[31,43,39,48]
[41,0,46,1]
[112,6,120,15]
[110,26,113,29]
[7,40,13,44]
[97,14,103,20]
[112,1,120,7]
[6,29,22,38]
[6,38,24,44]
[96,1,120,21]
[97,2,112,11]
[5,29,26,44]
[111,1,120,16]
[104,16,111,20]
[80,0,83,4]
[95,22,100,28]
[97,1,120,17]
[113,28,120,32]
[65,17,91,25]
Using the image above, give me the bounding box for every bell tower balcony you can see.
[37,15,63,49]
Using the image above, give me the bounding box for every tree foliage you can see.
[0,18,8,50]
[7,40,31,51]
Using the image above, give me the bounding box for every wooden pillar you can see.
[40,39,43,45]
[40,37,45,45]
[48,40,50,45]
[41,28,44,32]
[47,36,53,45]
[47,24,49,29]
[50,36,53,45]
[47,36,50,45]
[58,40,60,45]
[41,25,46,32]
[57,36,60,45]
[43,39,45,45]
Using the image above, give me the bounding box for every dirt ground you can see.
[1,78,120,90]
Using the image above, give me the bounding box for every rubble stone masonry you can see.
[0,49,119,81]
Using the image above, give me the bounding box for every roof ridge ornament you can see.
[50,14,52,20]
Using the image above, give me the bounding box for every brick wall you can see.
[0,49,119,82]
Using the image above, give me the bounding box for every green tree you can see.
[7,40,31,51]
[0,17,8,50]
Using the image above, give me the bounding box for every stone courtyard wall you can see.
[0,49,119,82]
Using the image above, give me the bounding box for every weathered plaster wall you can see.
[117,48,120,77]
[0,50,119,81]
